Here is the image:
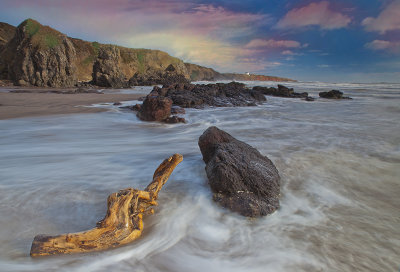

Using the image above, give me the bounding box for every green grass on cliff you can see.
[136,50,146,74]
[25,19,40,36]
[23,19,61,49]
[82,42,101,66]
[44,34,59,48]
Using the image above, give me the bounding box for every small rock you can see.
[113,102,122,106]
[164,116,186,124]
[171,106,186,114]
[319,90,352,99]
[305,96,315,101]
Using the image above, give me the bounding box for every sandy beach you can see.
[0,88,142,119]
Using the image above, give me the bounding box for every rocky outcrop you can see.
[198,126,280,217]
[319,90,351,99]
[150,81,266,108]
[1,19,77,87]
[252,84,309,98]
[137,95,173,121]
[129,64,189,86]
[92,46,127,88]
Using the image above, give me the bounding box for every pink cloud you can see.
[362,1,400,34]
[245,39,302,48]
[365,40,400,53]
[276,1,351,30]
[282,50,295,55]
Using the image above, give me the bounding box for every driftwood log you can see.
[30,154,183,257]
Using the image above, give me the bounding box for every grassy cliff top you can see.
[18,19,63,49]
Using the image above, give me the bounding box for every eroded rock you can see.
[92,46,128,88]
[137,95,172,121]
[4,19,77,87]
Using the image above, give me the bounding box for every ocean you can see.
[0,81,399,271]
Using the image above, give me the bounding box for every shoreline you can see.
[0,88,143,120]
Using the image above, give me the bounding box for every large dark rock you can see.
[137,95,172,121]
[3,19,77,87]
[150,81,266,108]
[319,90,352,99]
[253,85,308,98]
[198,126,280,217]
[92,46,128,88]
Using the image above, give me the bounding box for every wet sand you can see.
[0,88,142,119]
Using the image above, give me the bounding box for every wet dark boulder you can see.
[305,96,315,101]
[198,126,280,217]
[319,90,352,99]
[252,85,308,98]
[137,95,172,121]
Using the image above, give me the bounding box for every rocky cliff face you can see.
[185,63,221,81]
[92,46,127,87]
[1,19,77,87]
[0,22,16,79]
[0,22,16,53]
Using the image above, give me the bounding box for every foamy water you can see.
[0,81,399,271]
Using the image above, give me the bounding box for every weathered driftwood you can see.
[30,154,183,257]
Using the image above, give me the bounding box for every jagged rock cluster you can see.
[134,82,266,124]
[149,81,266,108]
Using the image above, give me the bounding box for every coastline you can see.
[0,89,142,120]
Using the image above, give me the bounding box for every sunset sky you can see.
[1,0,399,82]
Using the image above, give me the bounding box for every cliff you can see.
[0,19,191,87]
[0,19,294,87]
[0,22,16,51]
[0,22,16,79]
[185,63,222,81]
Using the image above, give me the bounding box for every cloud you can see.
[365,40,400,53]
[282,50,295,55]
[281,50,304,56]
[362,0,400,34]
[245,39,302,48]
[276,1,351,30]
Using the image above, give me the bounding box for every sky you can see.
[0,0,399,83]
